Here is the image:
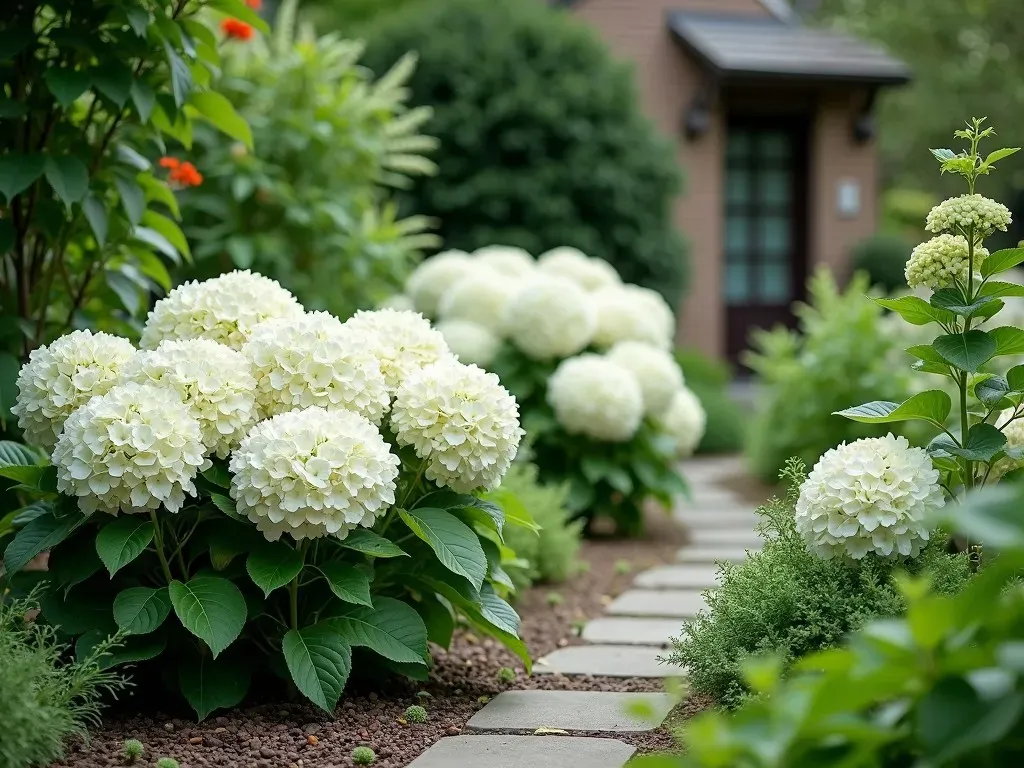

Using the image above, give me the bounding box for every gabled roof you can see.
[667,11,911,85]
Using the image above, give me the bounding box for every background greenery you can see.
[675,348,746,455]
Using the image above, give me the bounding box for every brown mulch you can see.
[58,509,706,768]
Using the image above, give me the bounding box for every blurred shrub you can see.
[180,0,439,318]
[881,187,937,235]
[667,462,971,709]
[490,462,582,590]
[360,0,688,307]
[675,348,745,454]
[849,232,912,294]
[744,269,917,484]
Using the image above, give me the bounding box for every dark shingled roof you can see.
[667,12,911,85]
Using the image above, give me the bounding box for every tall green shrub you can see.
[360,0,688,306]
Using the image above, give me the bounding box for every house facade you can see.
[559,0,910,361]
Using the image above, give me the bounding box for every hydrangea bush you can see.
[1,272,534,719]
[386,246,705,535]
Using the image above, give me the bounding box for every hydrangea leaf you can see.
[95,517,155,576]
[3,507,84,573]
[930,289,1002,320]
[990,327,1024,357]
[929,424,1006,463]
[933,330,997,373]
[283,623,352,713]
[169,576,247,657]
[873,295,955,326]
[980,248,1024,278]
[178,654,250,721]
[339,528,407,558]
[246,542,304,597]
[399,506,487,590]
[834,390,952,428]
[328,596,428,666]
[318,562,372,607]
[113,586,171,635]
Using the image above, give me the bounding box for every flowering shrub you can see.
[0,272,534,719]
[389,246,704,534]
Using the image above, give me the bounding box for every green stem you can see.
[149,510,174,583]
[289,540,309,632]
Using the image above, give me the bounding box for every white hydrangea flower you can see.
[341,309,453,392]
[795,434,943,561]
[925,194,1012,238]
[546,354,643,442]
[606,341,685,416]
[435,319,501,368]
[990,408,1024,480]
[406,250,471,317]
[656,387,707,458]
[52,382,206,515]
[538,246,621,292]
[378,294,415,311]
[472,245,536,278]
[905,234,989,290]
[592,286,672,350]
[504,275,596,360]
[437,266,518,335]
[624,285,676,343]
[140,270,303,350]
[243,312,390,423]
[230,406,400,542]
[122,339,257,459]
[12,330,137,451]
[391,359,523,492]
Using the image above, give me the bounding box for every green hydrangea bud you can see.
[905,234,988,290]
[925,194,1012,238]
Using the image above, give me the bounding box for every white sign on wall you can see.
[837,178,861,219]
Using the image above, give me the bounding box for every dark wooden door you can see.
[723,118,809,366]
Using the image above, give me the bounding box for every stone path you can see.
[408,455,762,767]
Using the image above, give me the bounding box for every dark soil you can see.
[58,509,705,768]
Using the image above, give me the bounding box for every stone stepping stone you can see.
[466,690,675,733]
[634,564,721,589]
[407,735,636,768]
[689,528,764,545]
[675,509,760,528]
[535,644,684,678]
[581,617,683,646]
[676,544,757,564]
[607,589,706,618]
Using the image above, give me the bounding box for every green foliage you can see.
[0,594,128,768]
[744,269,917,484]
[121,739,144,764]
[301,0,423,31]
[490,462,581,590]
[675,348,745,455]
[634,483,1024,768]
[850,232,913,293]
[361,0,688,306]
[179,0,439,318]
[155,759,179,768]
[882,187,937,238]
[667,462,972,708]
[497,666,516,684]
[352,746,377,765]
[404,704,427,723]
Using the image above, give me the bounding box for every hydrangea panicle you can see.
[406,250,471,317]
[472,245,536,278]
[656,386,707,458]
[434,319,501,368]
[592,285,672,349]
[436,266,518,334]
[546,354,643,442]
[341,309,452,391]
[504,274,596,360]
[925,193,1012,238]
[537,246,621,292]
[905,234,988,290]
[606,341,684,416]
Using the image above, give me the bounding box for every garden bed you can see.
[58,510,700,768]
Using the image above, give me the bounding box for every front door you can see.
[723,118,809,366]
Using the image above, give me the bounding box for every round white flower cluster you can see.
[140,270,303,350]
[795,434,943,561]
[53,382,207,515]
[606,341,684,417]
[925,194,1012,238]
[122,339,258,459]
[378,294,415,311]
[437,266,518,334]
[435,319,501,368]
[243,311,390,423]
[905,234,989,290]
[473,245,536,278]
[592,285,673,349]
[990,408,1024,480]
[538,247,620,292]
[391,359,523,493]
[230,406,400,541]
[656,387,707,458]
[505,275,597,360]
[12,330,137,450]
[342,309,452,391]
[406,250,470,317]
[547,354,644,442]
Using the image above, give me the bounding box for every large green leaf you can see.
[40,587,115,636]
[92,59,132,107]
[975,375,1011,407]
[82,193,108,245]
[979,281,1024,299]
[44,155,89,210]
[933,330,996,373]
[169,576,247,657]
[246,542,303,597]
[930,289,1002,320]
[478,583,521,637]
[339,528,407,558]
[929,424,1007,463]
[981,247,1024,278]
[0,441,42,469]
[178,654,250,721]
[329,597,428,666]
[0,154,45,202]
[834,390,951,427]
[318,562,372,607]
[3,508,83,573]
[415,592,455,648]
[43,67,91,107]
[189,90,252,148]
[283,623,352,713]
[990,326,1024,357]
[164,42,193,106]
[1008,366,1024,391]
[47,533,102,595]
[873,295,954,326]
[95,517,154,576]
[113,586,171,635]
[916,676,1024,762]
[399,507,487,589]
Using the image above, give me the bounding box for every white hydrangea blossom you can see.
[341,309,453,392]
[537,246,621,292]
[391,359,523,492]
[52,383,206,515]
[435,319,501,368]
[624,285,676,343]
[991,408,1024,480]
[592,286,672,350]
[378,294,415,311]
[230,406,400,542]
[122,339,258,459]
[795,434,943,561]
[905,234,989,290]
[606,341,685,416]
[243,311,390,423]
[12,330,137,450]
[437,266,518,334]
[472,245,536,278]
[140,270,303,350]
[406,250,471,317]
[546,354,643,442]
[925,194,1012,238]
[504,275,596,360]
[656,387,707,458]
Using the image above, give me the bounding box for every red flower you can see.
[221,18,254,40]
[245,0,262,8]
[159,156,180,170]
[167,161,203,188]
